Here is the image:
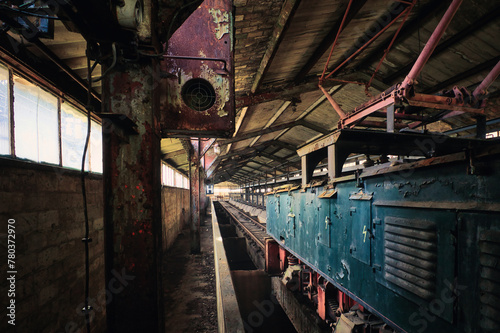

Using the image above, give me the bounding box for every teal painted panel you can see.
[265,151,500,333]
[349,198,371,265]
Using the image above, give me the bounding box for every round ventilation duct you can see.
[181,78,216,111]
[116,0,143,29]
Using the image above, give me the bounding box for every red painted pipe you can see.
[319,84,346,119]
[320,0,354,82]
[473,60,500,100]
[400,0,463,94]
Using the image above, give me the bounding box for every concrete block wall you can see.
[161,186,190,251]
[0,159,106,333]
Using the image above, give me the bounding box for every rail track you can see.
[218,201,267,251]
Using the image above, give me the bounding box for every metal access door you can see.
[349,193,372,265]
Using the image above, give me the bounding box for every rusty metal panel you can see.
[160,0,234,137]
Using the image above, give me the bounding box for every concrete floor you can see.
[163,214,217,333]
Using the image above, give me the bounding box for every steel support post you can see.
[476,115,487,139]
[327,145,338,180]
[386,104,395,133]
[102,59,163,333]
[190,139,201,254]
[301,155,311,187]
[200,171,207,225]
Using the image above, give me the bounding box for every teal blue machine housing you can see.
[266,129,500,333]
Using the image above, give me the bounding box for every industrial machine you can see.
[265,129,500,333]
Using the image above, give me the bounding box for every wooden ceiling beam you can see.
[236,76,338,108]
[219,120,299,146]
[423,56,500,94]
[251,0,302,93]
[300,120,329,134]
[225,106,249,154]
[162,149,186,159]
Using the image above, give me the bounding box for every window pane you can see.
[14,76,38,161]
[90,120,102,173]
[0,64,9,155]
[37,88,59,164]
[61,103,89,170]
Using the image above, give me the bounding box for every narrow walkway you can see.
[163,214,217,333]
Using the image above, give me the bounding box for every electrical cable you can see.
[81,43,93,333]
[90,42,117,82]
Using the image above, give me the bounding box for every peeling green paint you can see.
[199,64,229,117]
[209,8,229,39]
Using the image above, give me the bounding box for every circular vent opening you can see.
[181,78,216,111]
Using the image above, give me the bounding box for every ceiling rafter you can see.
[293,0,369,84]
[219,120,300,146]
[162,149,186,159]
[300,120,330,134]
[383,6,500,84]
[322,1,413,80]
[251,0,302,93]
[354,0,448,73]
[424,56,500,94]
[250,101,292,147]
[225,106,249,154]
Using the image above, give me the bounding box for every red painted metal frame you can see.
[279,246,289,272]
[367,0,417,90]
[320,0,354,83]
[322,0,489,130]
[400,0,463,97]
[473,59,500,100]
[339,94,396,128]
[319,84,346,119]
[323,7,410,82]
[317,284,327,320]
[265,238,281,275]
[408,93,485,114]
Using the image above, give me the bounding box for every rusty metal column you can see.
[102,59,163,333]
[190,139,201,254]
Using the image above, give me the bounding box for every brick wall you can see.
[0,160,193,332]
[161,186,190,251]
[0,159,106,333]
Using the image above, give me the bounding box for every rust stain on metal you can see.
[160,0,234,137]
[102,62,162,331]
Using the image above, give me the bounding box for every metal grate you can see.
[181,78,216,111]
[479,230,500,332]
[384,217,437,301]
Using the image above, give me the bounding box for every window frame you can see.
[0,60,103,174]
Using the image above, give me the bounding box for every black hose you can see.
[81,43,93,333]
